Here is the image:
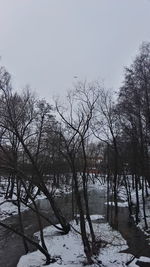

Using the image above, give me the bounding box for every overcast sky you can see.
[0,0,150,100]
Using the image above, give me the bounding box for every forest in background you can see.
[0,42,150,265]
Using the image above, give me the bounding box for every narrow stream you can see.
[107,205,150,258]
[0,189,149,267]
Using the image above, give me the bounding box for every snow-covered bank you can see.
[105,201,129,207]
[0,196,21,220]
[0,179,68,221]
[0,175,101,221]
[0,179,29,220]
[18,214,150,267]
[1,177,150,266]
[18,216,135,267]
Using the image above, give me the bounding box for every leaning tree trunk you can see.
[73,170,93,265]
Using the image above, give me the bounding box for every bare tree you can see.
[55,82,100,264]
[93,87,121,214]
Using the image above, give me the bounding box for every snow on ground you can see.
[0,198,18,219]
[104,201,129,207]
[131,188,150,240]
[1,176,150,266]
[0,179,65,221]
[0,176,102,221]
[90,215,105,220]
[0,180,29,220]
[18,217,137,267]
[0,196,29,220]
[88,180,107,192]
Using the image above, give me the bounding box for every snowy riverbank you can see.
[17,216,150,267]
[17,180,150,267]
[1,178,150,266]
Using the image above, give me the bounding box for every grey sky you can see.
[0,0,150,100]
